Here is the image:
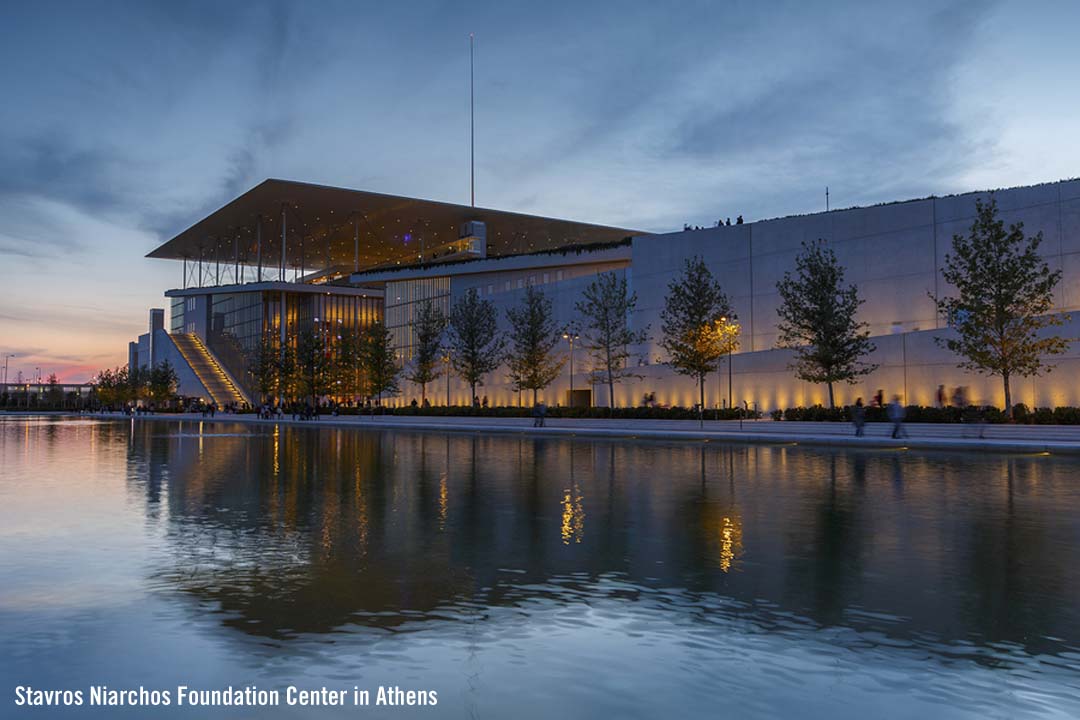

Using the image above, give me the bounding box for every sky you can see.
[1,0,1078,382]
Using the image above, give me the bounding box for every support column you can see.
[198,249,204,288]
[280,205,287,282]
[215,241,221,286]
[233,233,239,285]
[183,257,187,290]
[256,216,263,282]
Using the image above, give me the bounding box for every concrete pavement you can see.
[96,411,1080,455]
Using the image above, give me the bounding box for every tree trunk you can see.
[828,382,835,409]
[1003,372,1012,419]
[533,387,538,405]
[699,374,705,429]
[608,378,614,416]
[421,383,426,405]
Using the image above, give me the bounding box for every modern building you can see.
[133,177,1080,410]
[0,381,94,406]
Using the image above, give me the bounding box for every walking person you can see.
[888,395,908,439]
[852,397,866,437]
[954,386,974,437]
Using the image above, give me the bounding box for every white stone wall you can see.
[392,179,1080,410]
[605,314,1080,412]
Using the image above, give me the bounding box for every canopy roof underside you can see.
[148,179,640,272]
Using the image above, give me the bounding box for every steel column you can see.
[256,216,262,282]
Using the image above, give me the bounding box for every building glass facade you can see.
[169,297,184,334]
[384,278,450,363]
[205,290,383,398]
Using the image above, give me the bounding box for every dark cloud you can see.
[0,0,305,244]
[658,2,996,214]
[0,135,123,220]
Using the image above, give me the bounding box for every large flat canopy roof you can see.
[148,179,641,272]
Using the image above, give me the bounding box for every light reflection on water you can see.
[1,416,1079,719]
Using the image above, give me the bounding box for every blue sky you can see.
[1,0,1078,381]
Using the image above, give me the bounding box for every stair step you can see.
[171,334,247,406]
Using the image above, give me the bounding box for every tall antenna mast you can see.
[470,33,475,207]
[825,186,830,212]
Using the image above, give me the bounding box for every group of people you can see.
[192,401,246,416]
[850,385,987,439]
[532,401,548,427]
[256,403,284,420]
[683,216,744,232]
[850,395,909,438]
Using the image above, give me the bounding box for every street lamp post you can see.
[444,353,451,407]
[562,331,579,407]
[716,316,738,415]
[727,345,732,411]
[2,353,13,385]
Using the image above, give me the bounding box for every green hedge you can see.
[772,404,1080,424]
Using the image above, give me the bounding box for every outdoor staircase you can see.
[171,334,249,407]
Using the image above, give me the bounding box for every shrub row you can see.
[772,404,1080,424]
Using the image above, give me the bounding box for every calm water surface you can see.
[1,416,1079,718]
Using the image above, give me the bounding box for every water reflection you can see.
[3,417,1080,719]
[111,420,1080,660]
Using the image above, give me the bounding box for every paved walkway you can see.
[82,411,1080,455]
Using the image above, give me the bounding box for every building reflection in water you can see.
[117,420,1080,662]
[561,449,585,545]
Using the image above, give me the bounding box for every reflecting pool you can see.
[2,416,1079,718]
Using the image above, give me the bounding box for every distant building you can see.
[1,382,94,404]
[131,178,1080,410]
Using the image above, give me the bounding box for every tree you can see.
[359,321,400,404]
[249,333,281,403]
[576,271,648,409]
[336,327,365,401]
[660,256,733,426]
[447,288,504,404]
[92,368,115,408]
[932,197,1070,417]
[93,366,130,408]
[127,364,147,405]
[506,285,566,405]
[115,366,133,406]
[775,239,877,408]
[46,373,63,408]
[404,299,447,404]
[148,361,178,406]
[295,329,333,406]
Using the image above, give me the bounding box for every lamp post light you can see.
[715,316,739,414]
[562,331,579,407]
[443,353,452,407]
[2,353,13,385]
[719,318,732,411]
